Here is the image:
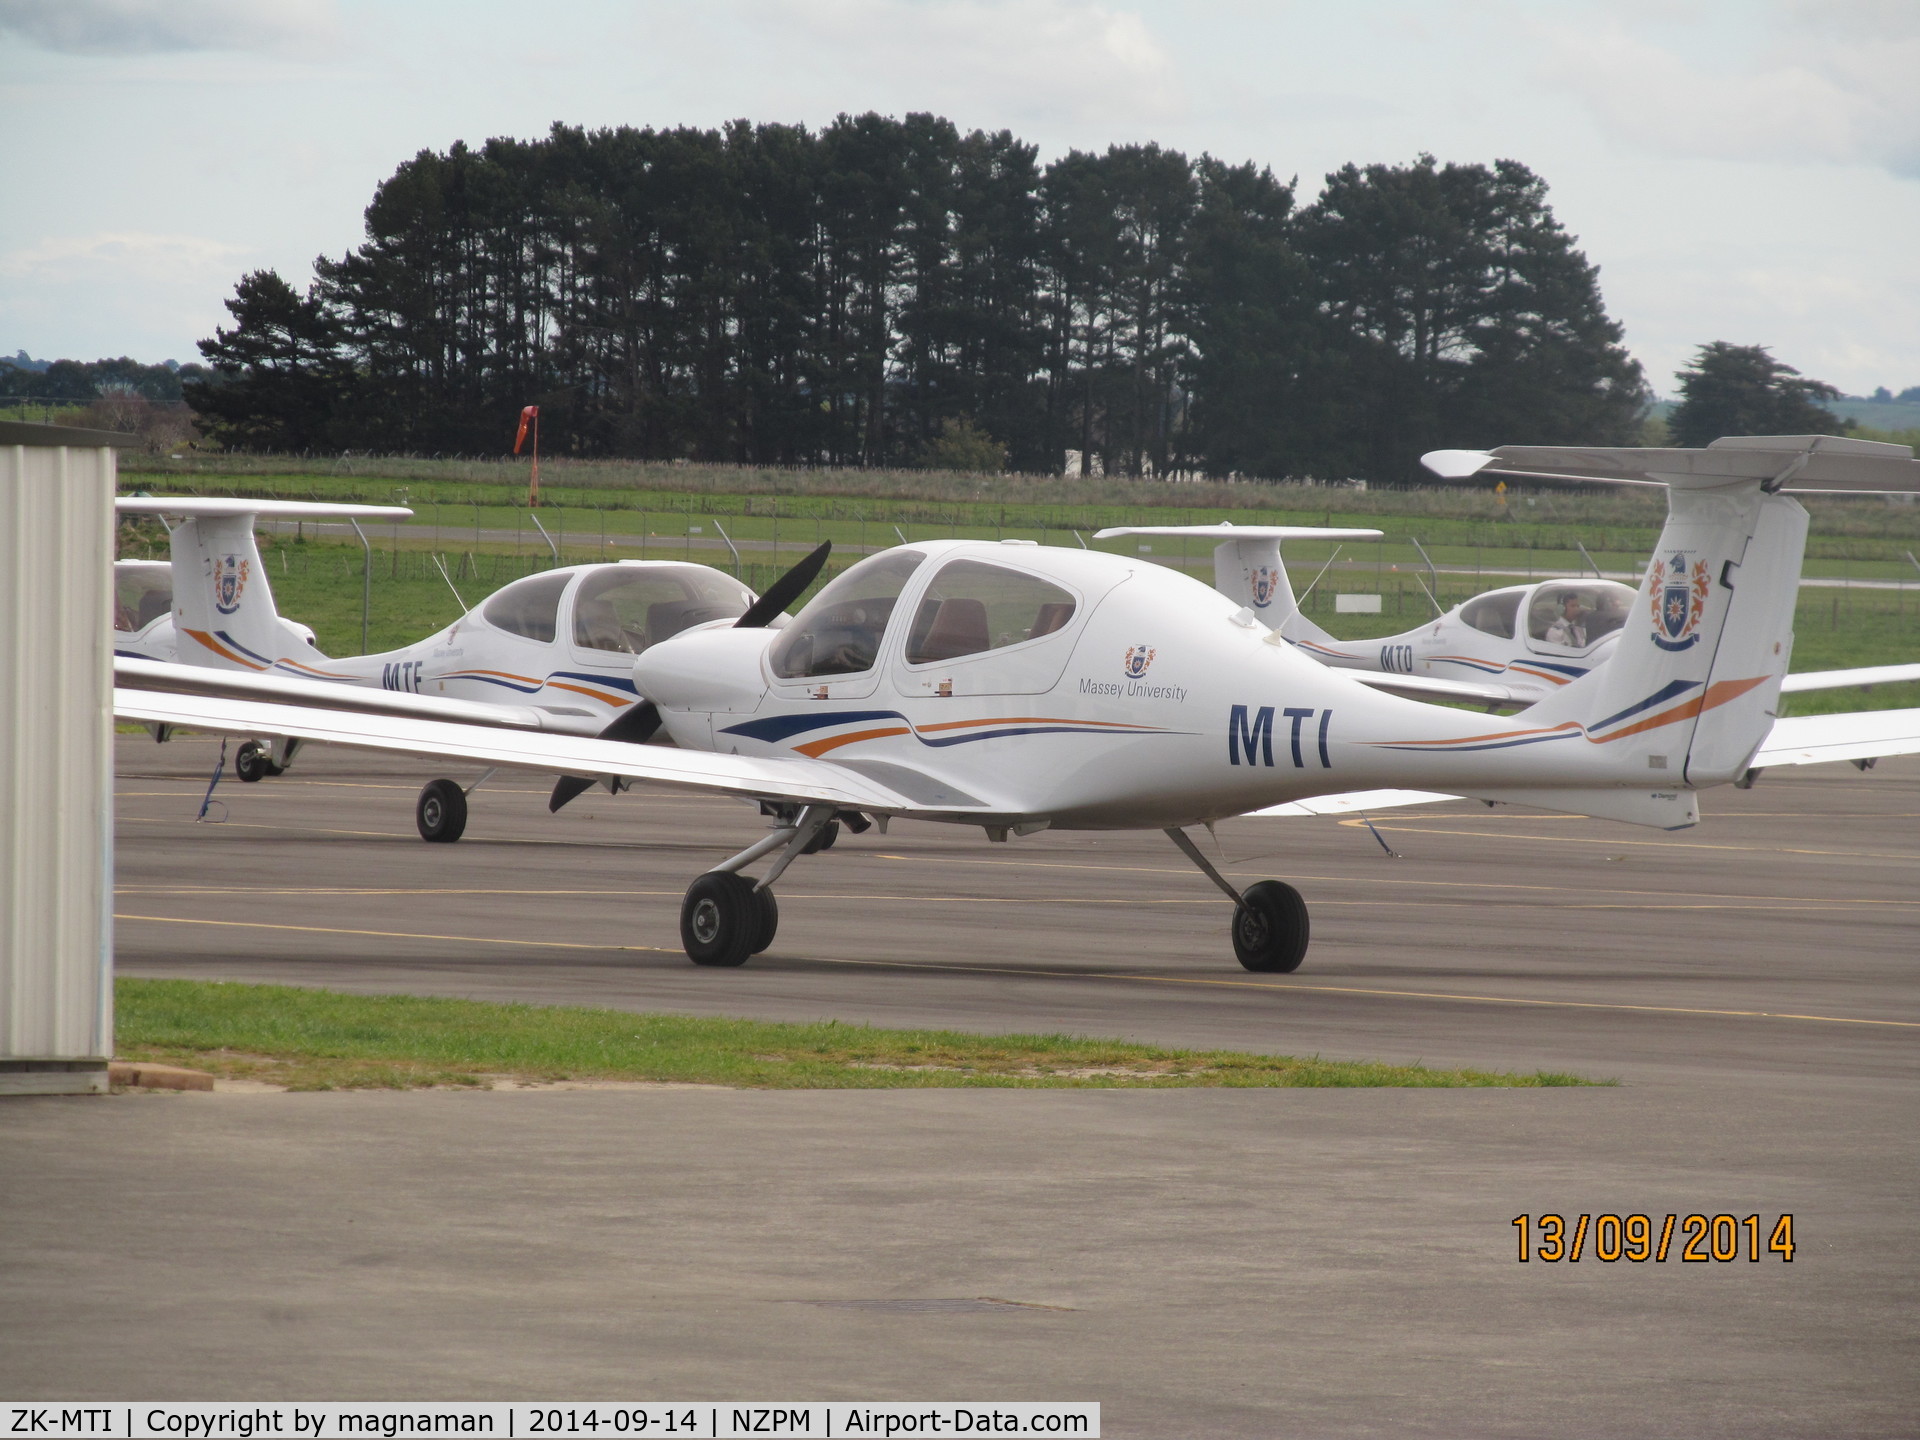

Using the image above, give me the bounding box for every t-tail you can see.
[1091,523,1382,644]
[117,498,411,676]
[1424,435,1920,827]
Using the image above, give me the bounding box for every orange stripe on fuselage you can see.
[912,715,1159,735]
[795,726,913,757]
[546,681,632,706]
[180,629,267,670]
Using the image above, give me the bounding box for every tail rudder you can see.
[120,497,411,674]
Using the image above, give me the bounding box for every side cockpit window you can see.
[1460,589,1523,639]
[482,571,572,643]
[903,559,1077,665]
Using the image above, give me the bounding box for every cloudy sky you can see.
[3,0,1917,396]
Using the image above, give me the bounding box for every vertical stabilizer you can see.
[169,512,293,671]
[1090,523,1381,634]
[117,498,411,674]
[1427,436,1920,794]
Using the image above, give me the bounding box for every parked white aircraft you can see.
[115,435,1920,972]
[1094,523,1920,710]
[114,496,769,838]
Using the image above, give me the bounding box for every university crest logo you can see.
[1647,551,1709,652]
[213,553,250,615]
[1250,566,1277,608]
[1122,644,1156,679]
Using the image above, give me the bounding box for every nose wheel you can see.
[677,805,831,966]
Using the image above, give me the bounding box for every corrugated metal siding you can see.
[1,442,114,1062]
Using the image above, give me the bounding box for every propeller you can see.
[734,541,831,629]
[547,541,833,813]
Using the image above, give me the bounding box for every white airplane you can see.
[1094,523,1920,710]
[114,435,1920,972]
[114,496,771,839]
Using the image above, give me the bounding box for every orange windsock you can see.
[513,405,539,454]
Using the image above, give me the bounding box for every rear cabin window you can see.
[571,565,753,654]
[904,559,1078,665]
[114,563,172,633]
[1460,590,1523,639]
[768,551,926,679]
[482,571,572,643]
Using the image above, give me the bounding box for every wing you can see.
[116,688,999,819]
[1779,663,1920,694]
[1751,707,1920,768]
[115,657,602,734]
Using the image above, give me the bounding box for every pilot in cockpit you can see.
[1544,594,1589,648]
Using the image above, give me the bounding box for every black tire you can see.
[1232,880,1310,973]
[749,885,779,955]
[416,778,468,843]
[233,740,270,783]
[681,872,757,967]
[803,819,840,854]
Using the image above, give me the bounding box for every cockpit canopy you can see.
[1525,580,1634,650]
[114,561,172,634]
[570,564,754,654]
[1456,578,1635,653]
[479,564,754,652]
[767,549,1082,680]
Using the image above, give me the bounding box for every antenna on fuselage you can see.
[432,553,470,614]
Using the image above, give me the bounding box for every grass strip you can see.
[115,978,1599,1091]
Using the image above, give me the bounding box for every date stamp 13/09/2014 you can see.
[1513,1213,1795,1264]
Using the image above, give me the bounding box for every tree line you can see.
[188,116,1651,483]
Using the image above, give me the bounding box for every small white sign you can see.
[1335,593,1383,613]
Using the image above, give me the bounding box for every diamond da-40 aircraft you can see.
[114,495,765,838]
[115,435,1920,972]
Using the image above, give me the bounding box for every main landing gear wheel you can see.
[803,819,839,854]
[749,886,779,955]
[1232,880,1309,973]
[234,740,272,783]
[416,778,468,843]
[681,872,759,967]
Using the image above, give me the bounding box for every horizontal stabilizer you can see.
[118,497,414,520]
[1780,663,1920,694]
[1248,788,1458,818]
[1424,435,1920,494]
[1752,707,1920,768]
[1348,671,1520,707]
[1456,787,1701,830]
[1092,524,1384,542]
